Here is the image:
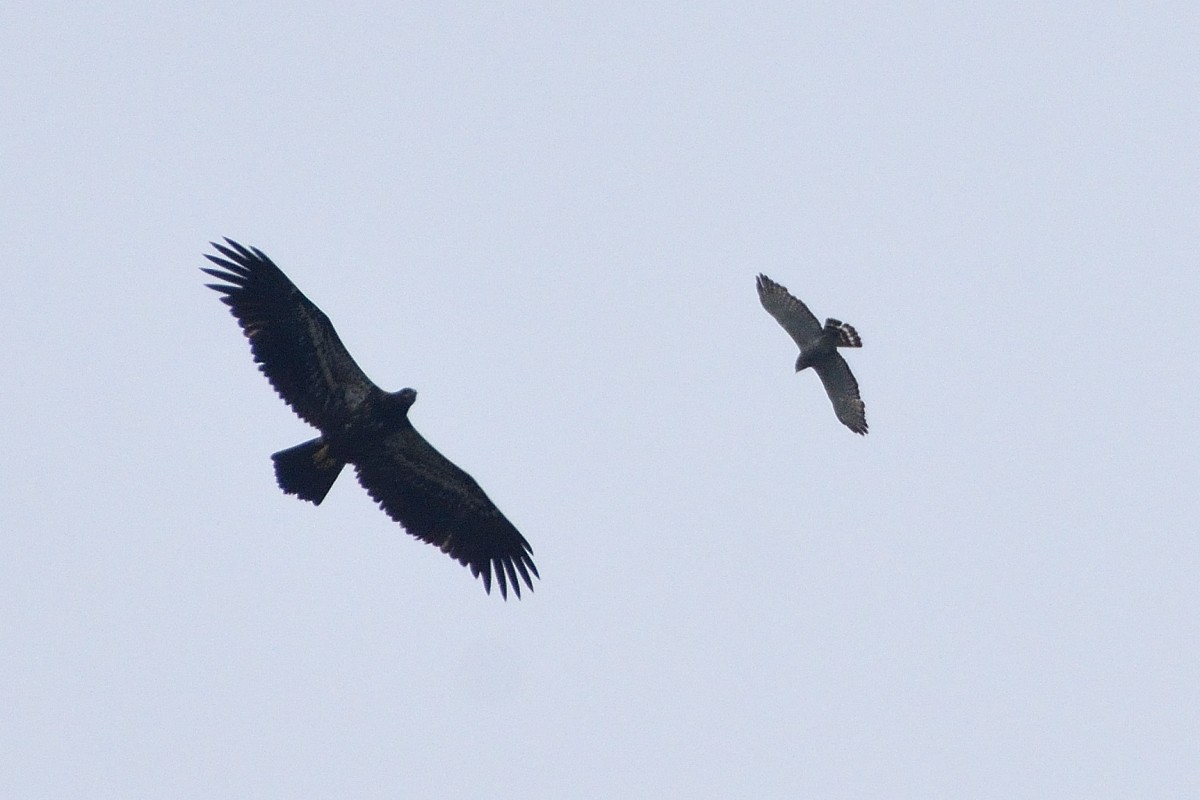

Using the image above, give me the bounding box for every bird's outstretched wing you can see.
[756,273,822,347]
[202,239,377,430]
[814,353,868,435]
[353,427,539,599]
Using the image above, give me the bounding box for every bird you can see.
[755,273,868,435]
[202,238,538,598]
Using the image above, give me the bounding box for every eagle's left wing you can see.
[353,426,539,599]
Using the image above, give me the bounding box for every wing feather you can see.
[353,426,539,599]
[814,352,868,435]
[756,273,822,348]
[203,239,377,430]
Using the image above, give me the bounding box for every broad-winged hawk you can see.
[756,273,868,435]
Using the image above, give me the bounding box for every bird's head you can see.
[388,387,417,413]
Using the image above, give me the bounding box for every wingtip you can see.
[756,273,787,299]
[208,237,261,265]
[478,556,538,600]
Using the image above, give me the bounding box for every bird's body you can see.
[756,273,868,435]
[203,239,537,598]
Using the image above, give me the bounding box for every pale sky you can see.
[3,3,1198,797]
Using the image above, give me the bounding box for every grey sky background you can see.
[3,3,1198,797]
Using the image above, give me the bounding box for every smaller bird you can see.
[756,274,868,435]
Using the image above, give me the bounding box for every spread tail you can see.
[271,438,345,505]
[825,318,862,348]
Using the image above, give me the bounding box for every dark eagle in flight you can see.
[756,274,868,435]
[203,239,538,598]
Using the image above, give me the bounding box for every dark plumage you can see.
[756,274,868,435]
[203,239,538,598]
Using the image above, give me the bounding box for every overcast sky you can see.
[3,3,1198,797]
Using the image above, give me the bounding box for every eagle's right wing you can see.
[203,239,378,430]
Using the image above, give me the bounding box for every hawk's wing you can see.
[353,425,539,599]
[203,239,378,431]
[814,352,868,435]
[756,273,822,348]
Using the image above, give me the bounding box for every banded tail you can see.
[271,438,345,505]
[825,318,862,348]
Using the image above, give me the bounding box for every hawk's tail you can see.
[271,438,345,505]
[825,318,862,348]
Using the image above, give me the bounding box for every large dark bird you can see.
[756,274,868,435]
[203,239,538,598]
